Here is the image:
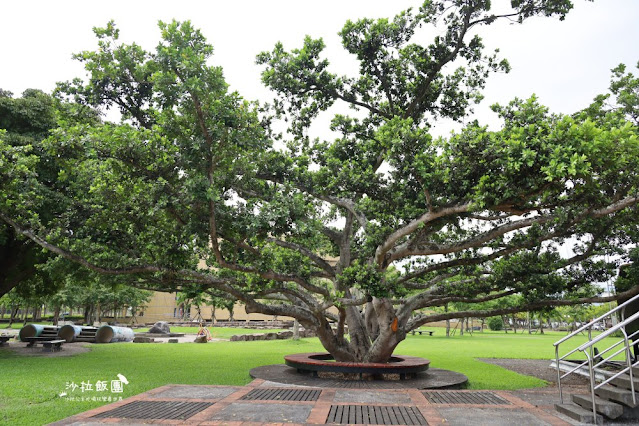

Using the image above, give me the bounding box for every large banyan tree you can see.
[1,0,639,362]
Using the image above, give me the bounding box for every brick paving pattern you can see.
[50,379,575,425]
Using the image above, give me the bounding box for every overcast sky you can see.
[2,0,638,137]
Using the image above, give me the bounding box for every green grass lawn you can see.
[0,329,612,425]
[1,323,31,329]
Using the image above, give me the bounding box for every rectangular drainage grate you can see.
[241,388,321,401]
[92,400,214,420]
[241,388,321,402]
[423,390,510,405]
[326,404,428,425]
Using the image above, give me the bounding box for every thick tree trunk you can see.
[53,306,60,326]
[293,319,300,340]
[363,298,405,363]
[343,304,372,361]
[7,306,19,327]
[86,304,97,325]
[314,316,355,362]
[243,290,406,364]
[309,296,407,363]
[364,299,380,341]
[337,308,346,341]
[0,227,38,298]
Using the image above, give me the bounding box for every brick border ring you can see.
[284,352,430,380]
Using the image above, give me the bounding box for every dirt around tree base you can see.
[251,364,469,389]
[479,358,589,386]
[0,341,91,357]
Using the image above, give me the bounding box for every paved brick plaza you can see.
[51,379,578,425]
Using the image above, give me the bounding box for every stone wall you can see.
[142,320,293,329]
[229,329,316,341]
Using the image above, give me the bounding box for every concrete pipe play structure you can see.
[58,325,98,343]
[19,324,60,341]
[95,326,134,343]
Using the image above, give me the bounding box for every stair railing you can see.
[576,313,639,423]
[554,293,639,423]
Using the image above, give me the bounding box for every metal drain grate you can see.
[326,405,428,425]
[241,388,321,401]
[423,391,510,405]
[91,400,213,420]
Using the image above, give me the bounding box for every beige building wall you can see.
[142,256,337,323]
[189,303,284,322]
[151,254,338,323]
[139,291,180,323]
[140,290,290,323]
[141,293,463,326]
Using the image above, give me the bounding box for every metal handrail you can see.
[553,294,639,347]
[581,327,635,423]
[559,359,589,380]
[593,344,628,371]
[558,328,639,380]
[577,311,639,352]
[554,292,639,424]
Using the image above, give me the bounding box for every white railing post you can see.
[586,352,599,424]
[553,292,639,417]
[556,345,563,403]
[623,329,636,404]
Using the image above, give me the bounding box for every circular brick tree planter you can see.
[284,352,430,380]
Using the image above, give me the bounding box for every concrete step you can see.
[552,359,610,383]
[555,403,603,424]
[610,374,639,392]
[596,385,639,408]
[572,394,624,419]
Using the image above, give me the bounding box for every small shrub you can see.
[488,316,504,331]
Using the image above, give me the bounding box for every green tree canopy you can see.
[0,89,60,297]
[1,1,638,362]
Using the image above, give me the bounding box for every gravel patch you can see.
[0,340,91,357]
[479,358,589,386]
